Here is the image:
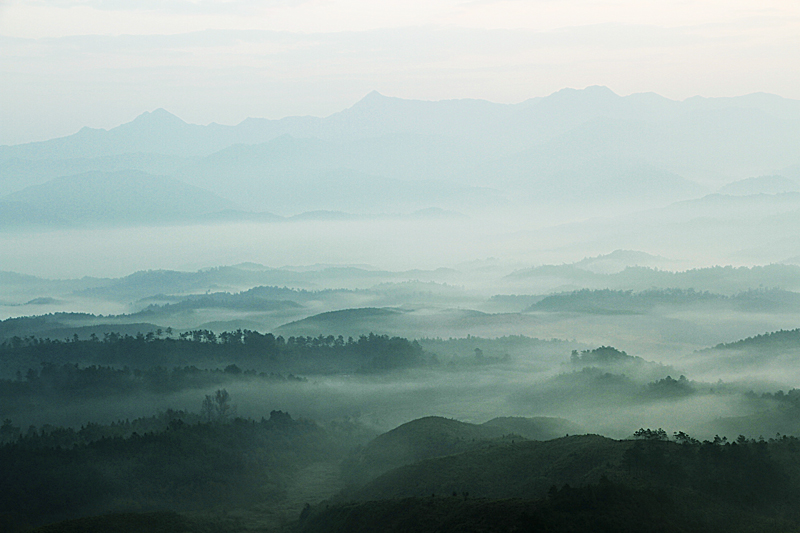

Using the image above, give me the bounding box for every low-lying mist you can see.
[4,200,800,472]
[0,218,518,280]
[5,193,798,280]
[5,342,792,444]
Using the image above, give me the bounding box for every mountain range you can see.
[2,86,800,223]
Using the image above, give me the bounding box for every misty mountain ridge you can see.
[0,108,253,160]
[0,200,71,227]
[63,264,463,303]
[171,133,503,213]
[527,287,800,315]
[7,257,800,358]
[718,175,800,195]
[6,257,800,308]
[505,260,800,294]
[2,86,800,222]
[0,166,470,228]
[2,170,235,225]
[636,191,800,223]
[572,250,674,274]
[5,86,799,158]
[0,152,195,197]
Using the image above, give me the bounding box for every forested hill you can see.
[309,432,800,533]
[341,415,582,486]
[0,410,364,531]
[0,330,427,377]
[9,416,800,533]
[709,328,800,352]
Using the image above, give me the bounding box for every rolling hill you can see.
[342,415,582,487]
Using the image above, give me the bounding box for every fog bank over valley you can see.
[4,87,800,532]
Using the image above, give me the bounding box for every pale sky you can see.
[1,0,799,144]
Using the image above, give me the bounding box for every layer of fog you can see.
[7,369,762,444]
[10,339,796,444]
[2,202,798,281]
[4,199,800,443]
[0,218,519,280]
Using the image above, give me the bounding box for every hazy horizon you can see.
[5,85,800,146]
[2,0,799,145]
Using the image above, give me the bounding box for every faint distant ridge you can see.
[506,262,800,294]
[3,170,234,225]
[572,250,674,274]
[3,85,799,160]
[0,200,71,227]
[319,89,519,142]
[0,162,468,228]
[718,175,800,196]
[507,250,676,278]
[527,287,800,314]
[0,109,198,159]
[287,208,466,222]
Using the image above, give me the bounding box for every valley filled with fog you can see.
[3,88,800,532]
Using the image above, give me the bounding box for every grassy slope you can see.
[341,416,581,487]
[346,434,624,501]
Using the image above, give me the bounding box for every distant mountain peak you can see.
[149,107,174,116]
[584,85,617,94]
[125,108,187,128]
[548,85,620,100]
[552,85,615,94]
[361,90,387,101]
[583,249,663,262]
[348,90,396,110]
